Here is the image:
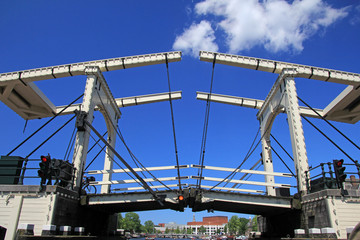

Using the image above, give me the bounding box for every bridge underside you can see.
[193,190,294,216]
[85,190,182,213]
[85,188,294,216]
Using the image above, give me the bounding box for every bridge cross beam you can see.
[257,68,309,195]
[73,66,121,193]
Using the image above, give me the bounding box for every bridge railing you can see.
[0,155,75,190]
[85,165,191,194]
[85,164,295,195]
[0,156,298,196]
[0,155,41,185]
[191,164,293,195]
[305,161,360,194]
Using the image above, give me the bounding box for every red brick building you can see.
[187,216,228,235]
[187,216,228,226]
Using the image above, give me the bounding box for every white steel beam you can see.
[56,91,182,116]
[0,51,182,85]
[196,91,263,109]
[0,82,56,119]
[87,164,189,175]
[201,191,292,211]
[112,184,187,192]
[256,69,309,194]
[87,190,180,206]
[90,176,189,186]
[191,164,292,178]
[115,91,182,108]
[198,185,264,194]
[190,176,291,188]
[197,91,325,119]
[199,51,360,85]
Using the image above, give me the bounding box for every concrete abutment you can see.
[0,185,118,239]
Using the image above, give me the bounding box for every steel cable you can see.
[7,93,84,156]
[96,90,171,190]
[197,53,217,188]
[298,96,360,152]
[302,115,357,164]
[165,54,182,190]
[210,92,286,190]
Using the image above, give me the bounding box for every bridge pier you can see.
[257,210,302,238]
[255,188,360,239]
[0,185,118,239]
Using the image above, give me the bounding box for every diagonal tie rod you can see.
[82,117,163,204]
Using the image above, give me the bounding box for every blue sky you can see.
[1,0,360,225]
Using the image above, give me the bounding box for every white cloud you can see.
[350,4,360,25]
[173,20,218,57]
[174,0,348,56]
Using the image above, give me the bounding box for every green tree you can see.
[140,225,146,233]
[117,213,124,229]
[238,218,250,235]
[199,226,206,235]
[252,216,258,231]
[228,216,240,234]
[187,228,193,234]
[182,228,186,234]
[123,212,141,233]
[224,224,228,234]
[144,220,155,233]
[165,228,170,234]
[175,226,180,234]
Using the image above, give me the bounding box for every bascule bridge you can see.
[0,51,359,239]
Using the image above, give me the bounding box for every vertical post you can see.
[72,74,98,191]
[283,76,309,195]
[100,117,117,194]
[7,196,23,240]
[305,169,310,194]
[320,163,326,188]
[260,130,276,196]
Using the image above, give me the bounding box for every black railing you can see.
[305,161,360,194]
[0,155,75,190]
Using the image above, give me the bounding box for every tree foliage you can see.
[117,213,124,229]
[252,216,258,231]
[228,216,240,234]
[238,218,249,234]
[144,220,155,233]
[228,216,251,235]
[199,226,206,234]
[123,212,141,233]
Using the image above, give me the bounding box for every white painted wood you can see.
[331,197,360,239]
[56,91,182,116]
[0,51,181,85]
[90,176,188,186]
[87,165,189,175]
[18,194,55,236]
[199,51,360,85]
[199,185,264,194]
[112,184,186,191]
[191,176,291,188]
[197,91,325,120]
[191,165,292,177]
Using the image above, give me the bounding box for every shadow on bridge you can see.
[84,186,297,216]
